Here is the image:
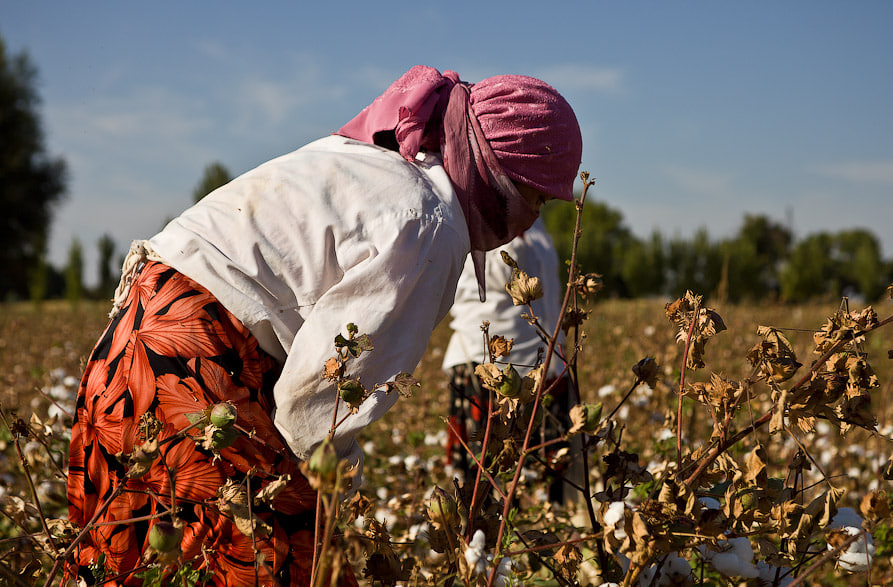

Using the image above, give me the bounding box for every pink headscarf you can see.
[336,65,582,299]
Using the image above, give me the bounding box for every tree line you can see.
[542,200,891,303]
[2,33,888,306]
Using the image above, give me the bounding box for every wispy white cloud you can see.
[229,54,356,135]
[533,64,625,94]
[813,161,893,187]
[48,87,212,148]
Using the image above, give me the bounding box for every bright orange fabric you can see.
[66,262,356,586]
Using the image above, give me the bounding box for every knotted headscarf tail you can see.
[336,65,583,300]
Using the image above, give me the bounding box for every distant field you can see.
[6,297,890,435]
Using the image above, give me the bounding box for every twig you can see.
[0,406,58,557]
[444,418,508,502]
[43,480,127,587]
[676,301,699,468]
[684,312,893,488]
[489,175,595,587]
[786,527,871,587]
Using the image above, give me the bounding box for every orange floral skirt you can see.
[66,262,356,586]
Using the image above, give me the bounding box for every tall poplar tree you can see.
[0,36,68,300]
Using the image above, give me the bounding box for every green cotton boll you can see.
[339,379,365,404]
[309,438,339,477]
[148,521,183,553]
[209,402,237,429]
[496,364,522,398]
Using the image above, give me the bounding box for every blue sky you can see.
[4,1,892,285]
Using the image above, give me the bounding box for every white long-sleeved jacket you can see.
[149,135,470,462]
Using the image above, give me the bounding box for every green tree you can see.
[96,233,117,300]
[0,36,68,300]
[732,214,792,299]
[834,229,886,301]
[65,237,83,306]
[665,228,723,300]
[27,240,49,305]
[620,230,666,298]
[542,199,637,296]
[779,232,836,302]
[192,161,232,203]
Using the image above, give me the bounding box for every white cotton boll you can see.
[373,509,392,528]
[494,557,515,587]
[646,460,666,477]
[709,552,756,578]
[47,402,72,421]
[604,502,625,525]
[45,384,71,401]
[415,523,430,544]
[403,454,421,470]
[37,480,65,503]
[63,375,79,388]
[407,523,424,541]
[363,440,375,453]
[832,527,875,572]
[598,584,620,587]
[617,405,629,420]
[729,537,755,561]
[639,554,692,586]
[664,554,691,577]
[469,529,486,550]
[387,455,403,466]
[644,325,656,337]
[632,383,652,407]
[465,530,489,575]
[444,464,464,482]
[657,428,675,441]
[424,430,447,446]
[376,487,389,501]
[702,538,759,579]
[520,467,539,482]
[604,502,628,541]
[598,384,616,398]
[22,440,43,467]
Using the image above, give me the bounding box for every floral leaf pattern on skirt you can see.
[65,262,356,586]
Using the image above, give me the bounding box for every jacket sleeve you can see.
[271,216,466,461]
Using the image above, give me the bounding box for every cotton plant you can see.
[613,551,692,587]
[636,554,692,586]
[462,529,515,586]
[698,537,760,579]
[827,507,875,573]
